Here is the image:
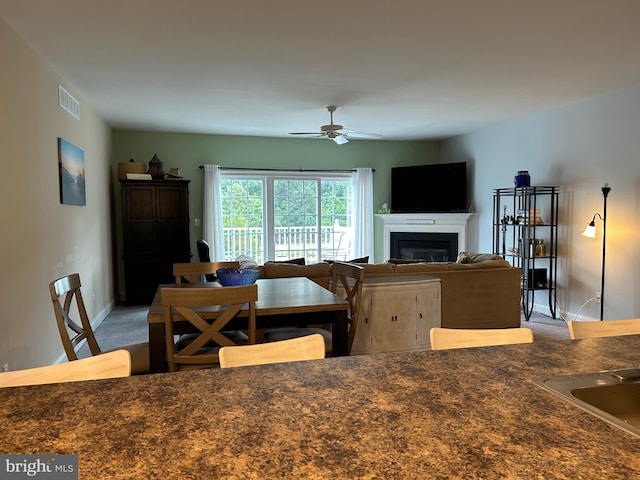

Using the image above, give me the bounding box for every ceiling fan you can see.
[289,106,382,145]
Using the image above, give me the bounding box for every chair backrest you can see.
[49,273,102,361]
[430,327,534,350]
[196,239,211,262]
[161,284,258,372]
[567,318,640,339]
[330,261,365,353]
[0,350,131,388]
[173,261,240,284]
[219,333,325,368]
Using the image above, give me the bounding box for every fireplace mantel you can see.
[376,213,475,260]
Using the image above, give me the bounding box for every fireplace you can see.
[377,213,474,261]
[390,232,458,262]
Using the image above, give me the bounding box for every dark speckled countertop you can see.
[2,336,640,479]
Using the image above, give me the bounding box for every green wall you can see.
[112,130,439,297]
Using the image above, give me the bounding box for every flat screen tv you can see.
[391,162,467,213]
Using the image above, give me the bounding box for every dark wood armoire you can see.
[120,179,191,304]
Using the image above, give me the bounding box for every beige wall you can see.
[0,17,114,370]
[441,83,640,321]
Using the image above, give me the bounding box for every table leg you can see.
[332,309,348,356]
[148,323,167,373]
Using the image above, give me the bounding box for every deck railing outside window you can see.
[223,223,351,264]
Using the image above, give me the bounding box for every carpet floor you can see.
[78,304,571,357]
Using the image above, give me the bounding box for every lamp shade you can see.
[582,222,596,238]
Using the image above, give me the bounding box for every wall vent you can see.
[58,85,80,120]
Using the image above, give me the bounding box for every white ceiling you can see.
[3,0,640,141]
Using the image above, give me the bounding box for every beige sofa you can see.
[259,256,522,329]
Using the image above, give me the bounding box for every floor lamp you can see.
[581,183,611,321]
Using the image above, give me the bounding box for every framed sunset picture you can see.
[57,137,86,206]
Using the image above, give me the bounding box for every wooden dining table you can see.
[146,276,349,372]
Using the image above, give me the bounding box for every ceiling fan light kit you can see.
[333,134,349,145]
[289,106,381,145]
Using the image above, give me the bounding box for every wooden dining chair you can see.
[173,261,240,284]
[219,333,325,368]
[0,350,131,388]
[429,327,534,350]
[567,318,640,339]
[49,273,150,375]
[173,261,248,345]
[161,284,258,372]
[263,261,364,355]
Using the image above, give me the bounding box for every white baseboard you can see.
[532,302,598,323]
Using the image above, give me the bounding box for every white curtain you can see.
[352,168,374,259]
[202,164,225,261]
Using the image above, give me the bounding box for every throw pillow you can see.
[348,256,369,264]
[266,257,306,265]
[324,256,369,264]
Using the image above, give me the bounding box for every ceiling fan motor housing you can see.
[321,124,343,133]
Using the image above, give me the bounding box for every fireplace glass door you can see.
[389,232,458,262]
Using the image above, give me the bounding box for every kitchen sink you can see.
[531,368,640,438]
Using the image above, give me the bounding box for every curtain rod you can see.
[198,165,374,173]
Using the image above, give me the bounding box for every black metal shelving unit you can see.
[492,186,559,321]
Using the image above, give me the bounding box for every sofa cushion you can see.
[358,263,395,275]
[447,259,512,270]
[393,262,452,274]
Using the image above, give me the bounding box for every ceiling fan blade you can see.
[339,129,382,139]
[289,132,327,139]
[289,107,379,143]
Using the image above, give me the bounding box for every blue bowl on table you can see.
[215,267,260,286]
